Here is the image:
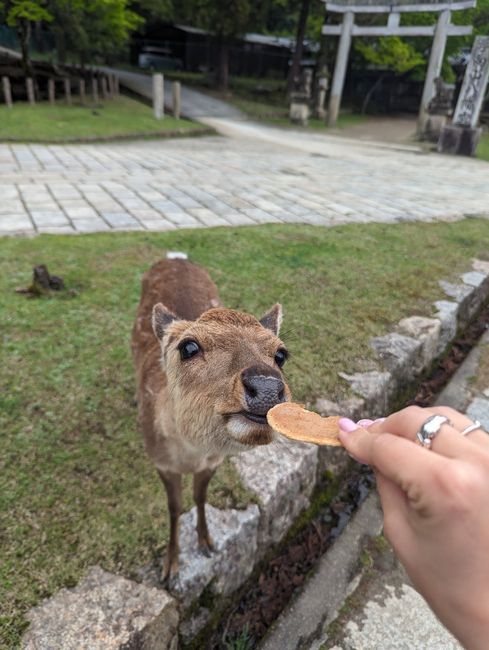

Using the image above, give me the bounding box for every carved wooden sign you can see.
[453,36,489,128]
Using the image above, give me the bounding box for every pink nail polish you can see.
[373,418,386,424]
[357,419,374,427]
[339,417,358,433]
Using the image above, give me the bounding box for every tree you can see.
[0,0,53,76]
[177,0,252,90]
[289,0,311,91]
[48,0,143,66]
[355,36,425,113]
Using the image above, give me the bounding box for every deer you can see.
[131,254,291,583]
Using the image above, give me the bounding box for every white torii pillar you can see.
[417,8,450,134]
[328,11,354,126]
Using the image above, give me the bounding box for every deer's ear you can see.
[259,303,283,336]
[152,303,179,341]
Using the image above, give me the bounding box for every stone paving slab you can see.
[0,132,488,236]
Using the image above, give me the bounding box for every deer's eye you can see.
[274,348,288,368]
[179,340,201,360]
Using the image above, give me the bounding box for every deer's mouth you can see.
[240,411,268,425]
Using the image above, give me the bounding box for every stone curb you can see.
[329,259,489,419]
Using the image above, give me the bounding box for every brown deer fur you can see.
[131,258,290,581]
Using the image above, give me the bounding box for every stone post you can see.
[79,78,86,105]
[316,69,329,120]
[92,77,99,104]
[438,35,489,156]
[64,78,72,105]
[328,11,354,127]
[153,73,164,119]
[172,81,181,119]
[2,76,12,108]
[48,78,55,105]
[26,78,35,105]
[418,9,450,135]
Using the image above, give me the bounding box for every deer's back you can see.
[132,258,221,370]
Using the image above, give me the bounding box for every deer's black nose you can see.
[241,366,285,415]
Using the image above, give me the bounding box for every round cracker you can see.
[267,402,343,446]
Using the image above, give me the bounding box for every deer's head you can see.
[152,304,291,454]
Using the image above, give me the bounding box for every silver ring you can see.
[460,420,481,436]
[416,414,452,449]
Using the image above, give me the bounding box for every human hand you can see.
[338,406,489,650]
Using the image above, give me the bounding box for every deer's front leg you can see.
[157,470,182,584]
[193,468,216,557]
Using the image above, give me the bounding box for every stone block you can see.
[314,396,365,420]
[232,439,317,551]
[440,277,489,327]
[22,566,179,650]
[462,271,487,288]
[397,316,441,372]
[437,124,482,157]
[338,371,393,416]
[434,300,458,356]
[370,333,422,378]
[466,397,489,433]
[171,504,259,607]
[473,259,489,275]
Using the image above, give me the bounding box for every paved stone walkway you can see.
[1,129,488,236]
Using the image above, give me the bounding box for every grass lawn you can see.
[477,132,489,162]
[1,220,488,647]
[0,95,203,143]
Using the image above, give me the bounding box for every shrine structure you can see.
[321,0,475,134]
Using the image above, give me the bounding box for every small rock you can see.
[232,439,317,551]
[22,566,179,650]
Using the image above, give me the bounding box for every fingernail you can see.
[339,417,358,433]
[357,419,374,427]
[373,417,386,424]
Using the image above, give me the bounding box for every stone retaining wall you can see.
[21,259,489,649]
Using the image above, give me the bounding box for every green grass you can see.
[0,95,202,143]
[477,132,489,162]
[1,220,489,647]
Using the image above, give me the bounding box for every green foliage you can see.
[49,0,143,64]
[175,0,252,38]
[0,0,52,25]
[355,36,425,75]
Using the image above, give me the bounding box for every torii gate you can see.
[321,0,475,132]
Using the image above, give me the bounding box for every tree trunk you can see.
[17,19,33,78]
[54,27,67,64]
[217,35,229,92]
[361,73,386,114]
[288,0,311,93]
